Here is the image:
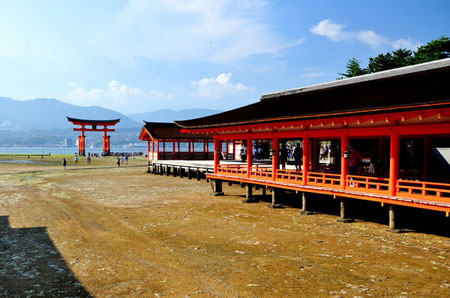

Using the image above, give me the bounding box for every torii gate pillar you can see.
[103,134,111,155]
[78,135,86,156]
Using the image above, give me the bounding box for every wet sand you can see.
[0,159,449,297]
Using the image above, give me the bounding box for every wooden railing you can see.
[307,172,341,188]
[346,175,390,194]
[397,180,450,203]
[276,169,303,183]
[217,164,247,176]
[250,166,273,180]
[213,165,450,206]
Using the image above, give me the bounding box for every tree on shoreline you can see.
[340,36,449,78]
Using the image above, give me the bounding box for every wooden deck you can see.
[149,160,450,215]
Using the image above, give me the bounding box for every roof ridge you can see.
[261,58,450,101]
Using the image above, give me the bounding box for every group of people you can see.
[116,154,129,167]
[62,154,92,169]
[239,144,264,162]
[279,142,303,170]
[239,142,304,171]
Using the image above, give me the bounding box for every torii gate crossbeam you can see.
[67,117,120,156]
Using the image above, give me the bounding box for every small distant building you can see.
[139,122,222,161]
[63,138,73,147]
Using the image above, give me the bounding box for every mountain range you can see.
[0,97,221,131]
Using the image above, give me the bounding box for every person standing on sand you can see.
[63,158,67,169]
[117,157,121,167]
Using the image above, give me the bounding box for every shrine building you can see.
[175,59,450,230]
[139,122,218,161]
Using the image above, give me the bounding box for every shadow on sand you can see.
[0,216,92,297]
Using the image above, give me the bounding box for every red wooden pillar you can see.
[156,141,159,160]
[389,132,400,196]
[341,133,349,189]
[188,140,192,159]
[312,138,318,172]
[302,136,310,185]
[172,140,176,159]
[247,138,252,178]
[233,141,236,160]
[162,140,167,160]
[272,136,279,181]
[102,134,111,155]
[225,140,228,159]
[214,138,221,173]
[423,136,430,181]
[78,135,86,156]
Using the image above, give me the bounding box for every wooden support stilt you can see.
[228,181,233,186]
[337,197,353,223]
[270,188,283,208]
[173,166,177,177]
[299,192,313,215]
[188,167,192,179]
[243,184,258,203]
[387,205,402,233]
[196,169,201,181]
[180,167,184,178]
[211,179,224,196]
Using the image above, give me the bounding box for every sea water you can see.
[0,146,146,155]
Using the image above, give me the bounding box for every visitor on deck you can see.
[349,147,360,175]
[240,144,247,162]
[293,142,303,171]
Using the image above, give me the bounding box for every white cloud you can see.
[149,89,175,101]
[392,38,422,51]
[356,30,388,48]
[91,0,302,64]
[65,80,144,108]
[310,19,349,42]
[311,19,420,50]
[191,73,248,98]
[301,72,323,79]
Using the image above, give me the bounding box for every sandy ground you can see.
[0,157,449,297]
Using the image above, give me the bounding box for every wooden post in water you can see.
[299,192,313,215]
[388,205,402,233]
[211,179,224,196]
[337,197,353,223]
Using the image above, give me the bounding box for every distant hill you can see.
[0,97,140,130]
[128,108,223,123]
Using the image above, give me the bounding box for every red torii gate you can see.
[67,117,120,156]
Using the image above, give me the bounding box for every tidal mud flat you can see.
[0,160,449,297]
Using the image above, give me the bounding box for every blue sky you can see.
[0,0,449,114]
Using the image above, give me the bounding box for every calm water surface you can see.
[0,147,146,155]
